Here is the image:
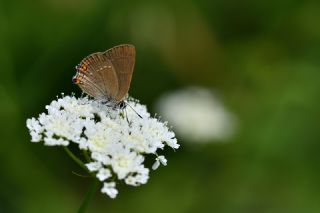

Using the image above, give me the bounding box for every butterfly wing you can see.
[73,52,119,99]
[103,44,135,102]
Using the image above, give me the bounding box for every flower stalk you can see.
[78,178,100,213]
[64,146,99,212]
[63,146,90,175]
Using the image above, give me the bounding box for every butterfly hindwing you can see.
[104,44,135,101]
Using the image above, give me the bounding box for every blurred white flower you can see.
[26,95,179,198]
[156,87,237,142]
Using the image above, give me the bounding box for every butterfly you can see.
[72,44,135,109]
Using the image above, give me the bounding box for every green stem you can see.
[78,178,100,213]
[63,147,100,212]
[83,149,91,163]
[63,146,89,173]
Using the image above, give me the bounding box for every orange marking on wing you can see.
[75,75,83,84]
[78,64,88,72]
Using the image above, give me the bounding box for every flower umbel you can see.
[26,95,179,198]
[156,87,237,142]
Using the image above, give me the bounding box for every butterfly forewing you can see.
[104,44,135,101]
[74,52,119,99]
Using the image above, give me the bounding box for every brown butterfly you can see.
[72,44,135,109]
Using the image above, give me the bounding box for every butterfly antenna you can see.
[124,107,130,124]
[126,103,143,119]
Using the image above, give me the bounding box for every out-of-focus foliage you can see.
[0,0,319,212]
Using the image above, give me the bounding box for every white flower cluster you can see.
[156,87,237,142]
[26,95,179,198]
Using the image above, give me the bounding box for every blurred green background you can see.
[1,0,320,212]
